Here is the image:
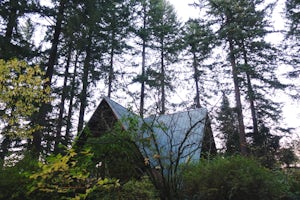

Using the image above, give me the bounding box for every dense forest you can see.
[0,0,299,199]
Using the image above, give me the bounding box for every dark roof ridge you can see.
[103,96,137,119]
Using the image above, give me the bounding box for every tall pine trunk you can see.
[160,39,166,114]
[77,37,92,133]
[31,0,66,156]
[44,0,66,84]
[65,53,79,144]
[228,38,247,155]
[193,51,201,108]
[108,31,115,98]
[140,5,147,117]
[242,42,259,139]
[4,0,17,41]
[2,0,18,59]
[55,43,72,153]
[140,42,146,117]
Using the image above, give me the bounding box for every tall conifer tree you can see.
[197,0,286,157]
[216,92,240,154]
[183,19,214,108]
[148,0,181,114]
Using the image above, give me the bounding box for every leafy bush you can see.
[0,154,39,200]
[181,156,289,200]
[86,176,159,200]
[28,147,95,200]
[121,176,159,199]
[284,168,300,199]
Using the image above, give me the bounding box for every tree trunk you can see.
[77,38,92,133]
[242,42,259,139]
[45,0,66,84]
[193,51,201,108]
[31,0,66,156]
[228,38,248,155]
[55,43,72,153]
[0,136,11,161]
[65,53,79,144]
[108,31,115,98]
[160,38,166,114]
[5,1,17,41]
[140,43,146,117]
[1,0,18,60]
[140,6,147,117]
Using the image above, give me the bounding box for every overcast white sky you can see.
[169,0,199,21]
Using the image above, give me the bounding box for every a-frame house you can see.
[76,97,216,181]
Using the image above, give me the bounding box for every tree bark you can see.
[65,53,79,144]
[45,0,66,84]
[108,30,115,98]
[1,0,18,60]
[193,51,201,108]
[140,5,147,117]
[77,37,92,133]
[31,0,66,156]
[242,42,259,139]
[55,43,72,153]
[160,37,166,114]
[4,0,17,42]
[228,38,248,155]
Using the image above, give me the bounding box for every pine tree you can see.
[216,93,240,154]
[53,0,88,153]
[100,0,132,98]
[286,0,299,42]
[285,0,299,98]
[183,19,214,108]
[197,0,287,157]
[198,0,249,154]
[226,1,286,163]
[30,0,68,156]
[54,42,73,153]
[147,0,181,114]
[0,0,41,60]
[131,0,152,117]
[72,0,131,133]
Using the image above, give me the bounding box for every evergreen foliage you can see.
[182,19,214,108]
[285,0,300,98]
[182,156,295,200]
[216,93,240,154]
[196,0,288,160]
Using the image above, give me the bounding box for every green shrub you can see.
[121,176,159,199]
[86,176,159,200]
[0,154,39,200]
[181,156,289,200]
[284,169,300,199]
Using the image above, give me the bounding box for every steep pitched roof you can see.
[77,97,136,142]
[140,108,208,165]
[82,97,213,166]
[103,97,134,121]
[108,98,208,163]
[103,97,140,130]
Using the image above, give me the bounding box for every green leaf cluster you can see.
[28,148,94,199]
[0,59,51,138]
[27,137,158,200]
